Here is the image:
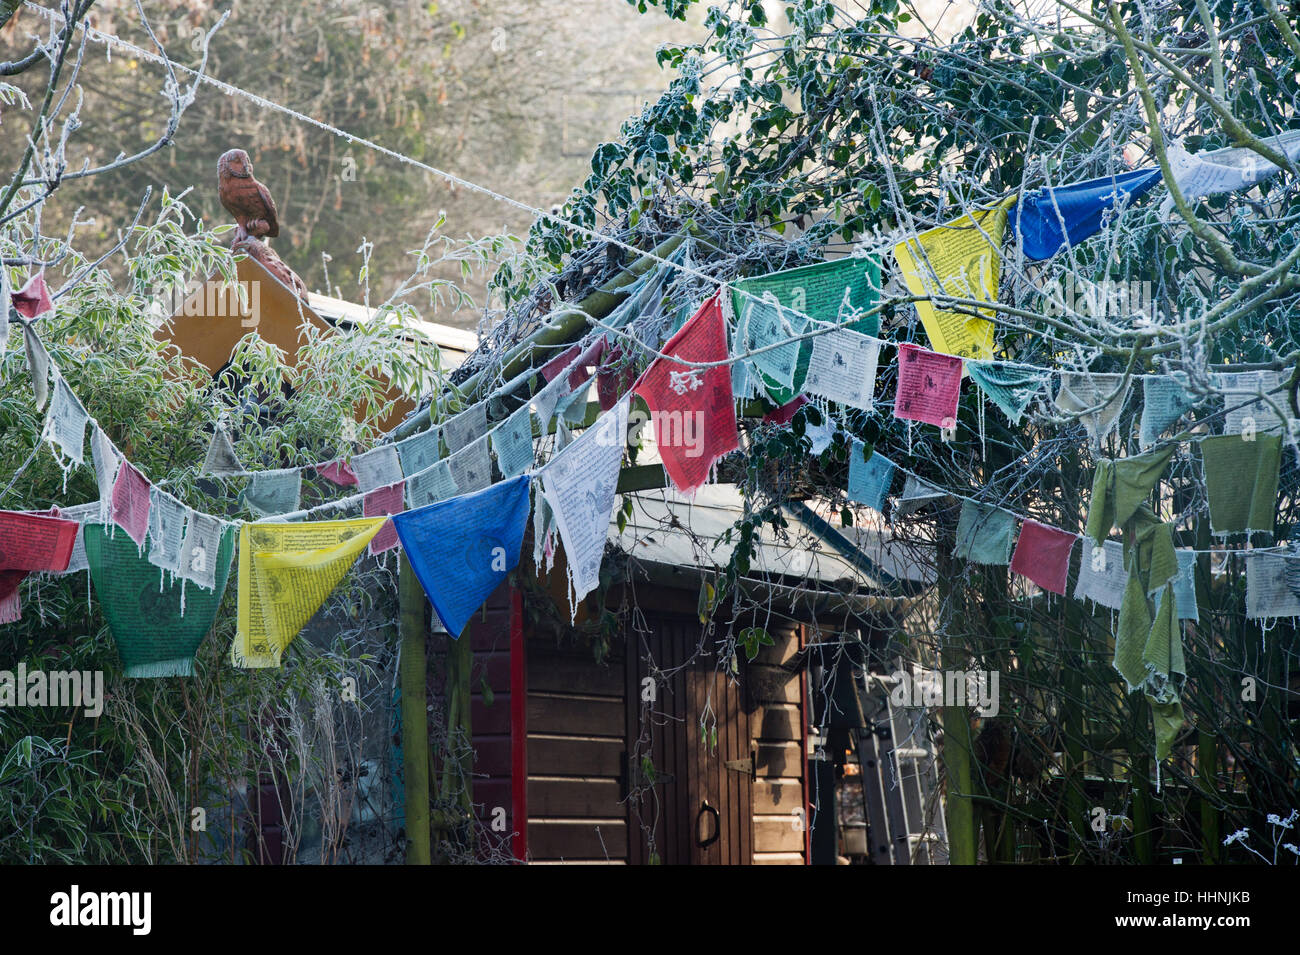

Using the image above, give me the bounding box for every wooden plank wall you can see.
[525,637,629,863]
[464,582,516,857]
[748,620,807,864]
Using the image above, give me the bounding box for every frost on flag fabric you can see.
[1055,372,1131,447]
[1084,445,1175,545]
[531,377,564,434]
[200,428,244,477]
[541,344,581,383]
[1160,131,1300,217]
[1245,552,1300,621]
[392,475,532,638]
[597,343,637,411]
[85,523,236,678]
[178,511,225,590]
[395,427,442,476]
[51,502,99,576]
[1010,167,1162,259]
[1073,539,1128,610]
[804,328,879,410]
[406,458,458,509]
[892,199,1012,360]
[1215,370,1288,436]
[492,405,536,479]
[232,518,385,668]
[953,500,1017,565]
[363,481,405,556]
[351,444,403,493]
[1009,519,1077,595]
[847,442,894,511]
[111,461,152,548]
[44,376,88,466]
[731,256,883,337]
[895,475,948,518]
[22,322,50,411]
[10,273,54,318]
[315,458,358,487]
[966,361,1050,426]
[147,488,188,574]
[242,468,302,518]
[1200,434,1281,537]
[442,403,489,453]
[741,291,808,392]
[539,398,628,618]
[91,428,123,522]
[894,342,963,428]
[633,295,737,494]
[0,511,78,623]
[448,434,493,495]
[1172,550,1199,622]
[1139,376,1199,447]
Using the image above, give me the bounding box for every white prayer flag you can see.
[351,444,403,493]
[805,328,879,410]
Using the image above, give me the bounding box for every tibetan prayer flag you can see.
[894,342,962,428]
[541,344,581,383]
[597,343,637,411]
[847,442,894,511]
[895,475,948,518]
[52,502,99,577]
[1246,552,1300,620]
[147,488,188,574]
[1010,519,1076,595]
[448,434,493,494]
[1010,167,1162,259]
[1160,131,1300,217]
[91,428,122,522]
[740,291,807,391]
[1074,539,1128,610]
[805,328,879,410]
[178,511,225,590]
[11,273,54,318]
[111,461,152,547]
[1055,372,1131,448]
[1216,370,1288,436]
[85,523,236,677]
[892,200,1013,360]
[953,500,1017,565]
[23,324,49,411]
[1173,550,1199,622]
[200,428,244,477]
[1200,434,1281,537]
[315,458,358,487]
[966,361,1050,425]
[242,468,302,518]
[633,295,737,494]
[492,405,536,479]
[351,444,403,493]
[1084,445,1175,545]
[392,474,531,637]
[0,511,78,623]
[731,255,882,337]
[45,376,88,466]
[407,458,458,509]
[764,395,807,426]
[231,518,385,668]
[396,427,442,476]
[1139,376,1199,447]
[442,403,489,453]
[363,481,404,556]
[539,399,628,618]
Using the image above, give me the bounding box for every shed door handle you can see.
[697,800,720,848]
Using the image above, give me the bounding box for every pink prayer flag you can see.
[111,461,152,547]
[0,511,79,622]
[764,395,808,426]
[633,294,738,494]
[316,458,359,486]
[894,342,963,427]
[1010,519,1077,595]
[541,344,581,383]
[364,481,405,555]
[568,337,607,390]
[11,273,54,319]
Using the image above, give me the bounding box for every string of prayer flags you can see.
[443,402,489,453]
[1245,551,1300,620]
[1055,372,1131,448]
[51,502,99,576]
[147,488,188,574]
[892,199,1013,360]
[448,434,493,495]
[1084,445,1176,544]
[1200,434,1281,537]
[894,342,962,428]
[407,458,457,509]
[11,273,54,318]
[363,481,404,556]
[395,426,442,476]
[110,461,152,547]
[541,343,581,383]
[0,511,78,623]
[804,328,880,410]
[315,458,358,487]
[44,376,88,466]
[539,398,628,617]
[242,468,302,518]
[231,518,385,668]
[966,361,1050,425]
[847,442,894,511]
[1074,539,1128,610]
[633,294,737,494]
[391,474,532,637]
[1216,370,1288,436]
[492,405,536,479]
[200,428,244,477]
[85,523,236,678]
[1139,376,1200,447]
[178,511,225,590]
[1160,131,1300,218]
[1010,519,1077,595]
[895,475,948,517]
[953,500,1017,565]
[1011,167,1162,259]
[351,444,403,494]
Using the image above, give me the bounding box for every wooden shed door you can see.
[625,613,754,865]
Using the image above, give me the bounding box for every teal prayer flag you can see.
[847,441,894,511]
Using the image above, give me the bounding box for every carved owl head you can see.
[218,148,253,179]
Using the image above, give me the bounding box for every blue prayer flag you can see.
[1011,167,1162,260]
[391,474,531,638]
[847,440,894,511]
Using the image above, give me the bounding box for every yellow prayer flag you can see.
[892,197,1014,361]
[231,518,385,669]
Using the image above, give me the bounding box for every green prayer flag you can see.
[1114,571,1152,693]
[1125,509,1179,596]
[1201,434,1282,537]
[953,499,1017,565]
[966,361,1050,425]
[1085,445,1175,545]
[1151,698,1186,762]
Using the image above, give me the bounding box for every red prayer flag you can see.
[0,511,79,622]
[11,273,54,319]
[596,342,636,411]
[633,294,737,494]
[763,395,808,426]
[1009,519,1077,595]
[541,344,581,383]
[364,481,405,555]
[111,461,152,547]
[568,338,607,390]
[316,458,359,487]
[894,342,962,427]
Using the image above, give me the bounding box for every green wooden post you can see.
[399,553,431,865]
[937,525,977,865]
